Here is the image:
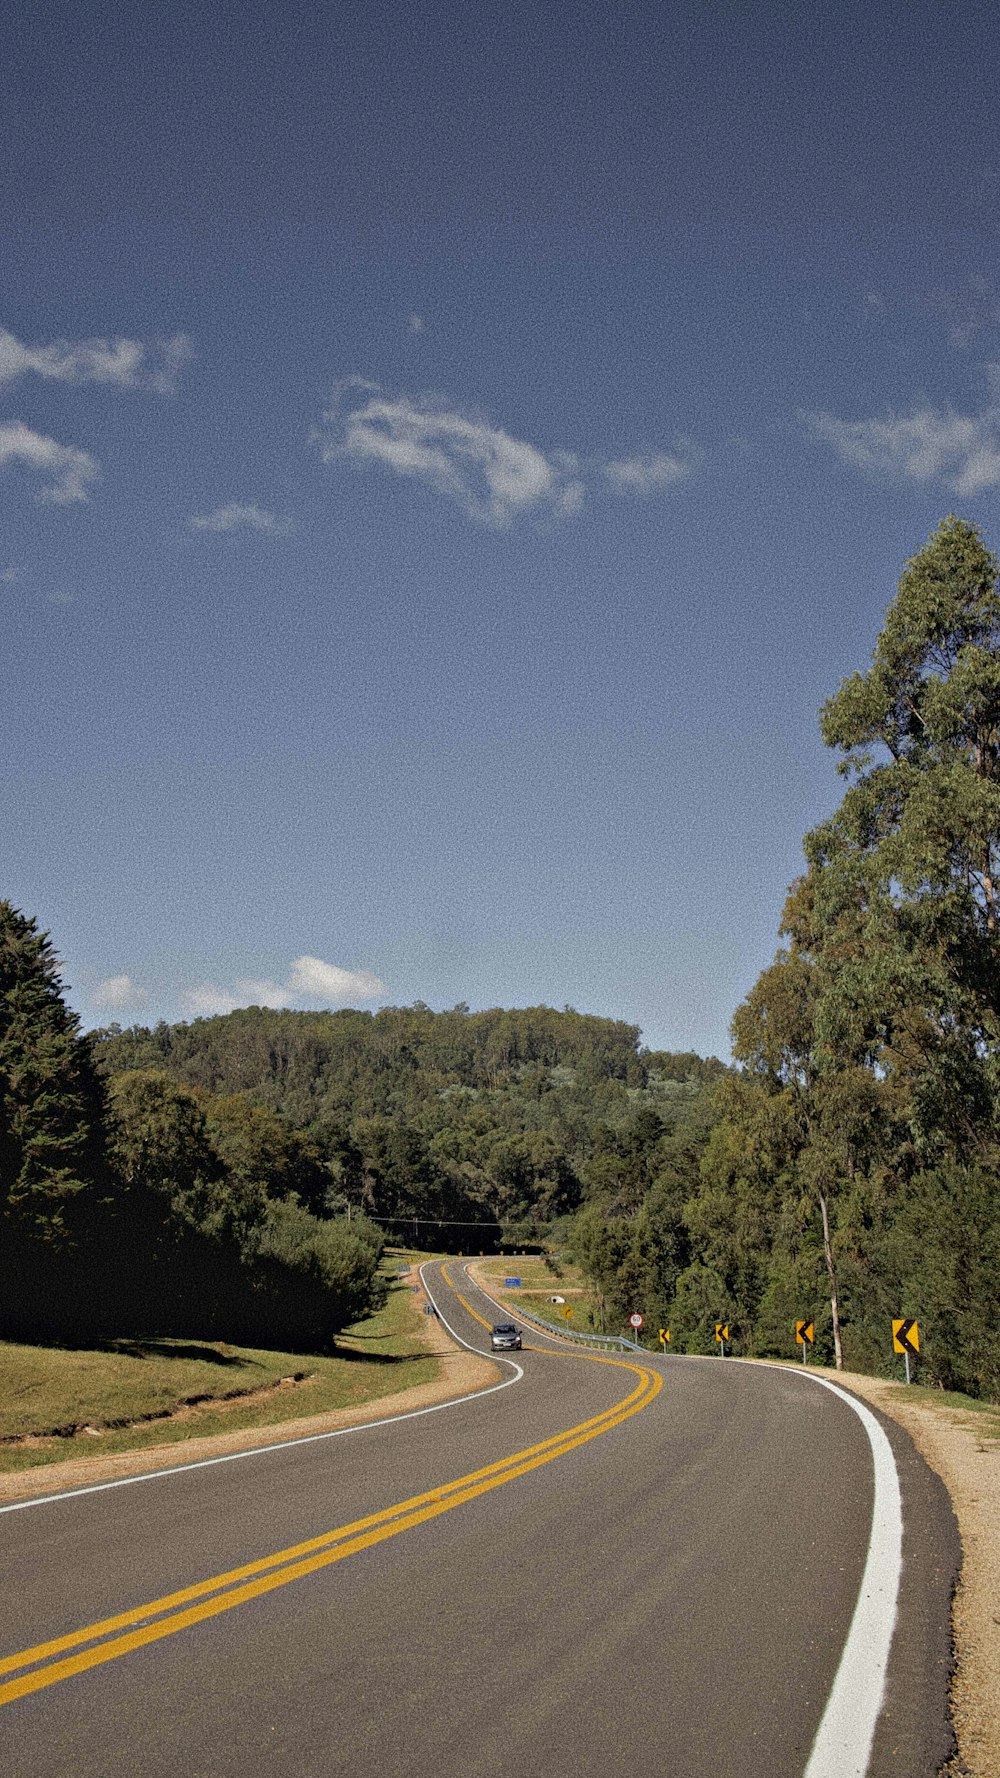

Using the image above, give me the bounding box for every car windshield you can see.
[494,1325,516,1335]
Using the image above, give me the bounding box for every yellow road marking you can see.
[0,1372,647,1682]
[446,1262,604,1359]
[0,1283,660,1708]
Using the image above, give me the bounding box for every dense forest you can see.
[3,517,999,1398]
[93,1004,722,1244]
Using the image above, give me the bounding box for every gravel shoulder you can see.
[824,1368,999,1778]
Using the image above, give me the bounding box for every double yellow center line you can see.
[0,1336,660,1708]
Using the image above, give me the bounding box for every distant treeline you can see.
[92,1006,722,1252]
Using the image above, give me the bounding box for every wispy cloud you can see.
[316,380,585,527]
[0,566,15,584]
[234,977,292,1008]
[289,956,387,1003]
[603,450,693,494]
[317,381,694,526]
[180,956,387,1020]
[927,277,1000,349]
[188,502,293,536]
[0,420,99,502]
[92,974,148,1013]
[180,983,242,1018]
[805,392,1000,497]
[407,313,425,335]
[0,324,192,393]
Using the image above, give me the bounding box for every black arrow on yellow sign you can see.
[795,1320,815,1344]
[715,1323,729,1341]
[892,1318,919,1356]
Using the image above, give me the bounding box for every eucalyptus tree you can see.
[808,515,1000,1147]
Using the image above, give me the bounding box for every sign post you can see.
[715,1322,729,1357]
[892,1318,920,1384]
[629,1312,644,1334]
[562,1304,574,1320]
[658,1328,670,1350]
[795,1319,815,1365]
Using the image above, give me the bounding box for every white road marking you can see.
[0,1263,521,1517]
[796,1371,904,1778]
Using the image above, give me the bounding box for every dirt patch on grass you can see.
[1,1369,319,1449]
[0,1311,498,1507]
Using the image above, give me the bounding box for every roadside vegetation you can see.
[0,1261,436,1474]
[471,1253,604,1338]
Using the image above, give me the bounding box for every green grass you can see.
[888,1380,1000,1440]
[0,1257,439,1475]
[472,1255,608,1337]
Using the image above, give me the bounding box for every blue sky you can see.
[4,0,1000,1059]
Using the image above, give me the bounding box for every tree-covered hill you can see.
[94,1003,720,1114]
[93,1006,725,1244]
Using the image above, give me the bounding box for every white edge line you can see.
[790,1368,904,1778]
[0,1264,522,1517]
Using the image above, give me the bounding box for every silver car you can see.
[490,1323,522,1351]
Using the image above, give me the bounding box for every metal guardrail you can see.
[495,1295,649,1355]
[464,1263,656,1356]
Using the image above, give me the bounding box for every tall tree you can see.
[0,901,104,1241]
[809,514,1000,1146]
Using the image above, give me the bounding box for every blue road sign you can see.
[505,1277,522,1287]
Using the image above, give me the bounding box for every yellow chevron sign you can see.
[715,1323,729,1342]
[795,1320,815,1345]
[892,1318,919,1356]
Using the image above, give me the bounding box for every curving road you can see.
[0,1261,958,1777]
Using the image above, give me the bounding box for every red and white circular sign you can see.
[629,1313,644,1329]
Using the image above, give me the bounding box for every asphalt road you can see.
[0,1262,959,1778]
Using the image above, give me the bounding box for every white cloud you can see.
[806,399,1000,496]
[289,955,387,1003]
[92,974,148,1012]
[188,502,293,536]
[603,450,692,494]
[181,983,242,1018]
[316,380,706,523]
[408,313,425,334]
[235,977,292,1009]
[179,957,387,1019]
[0,325,192,392]
[317,382,585,527]
[0,566,15,583]
[0,420,99,502]
[927,278,1000,349]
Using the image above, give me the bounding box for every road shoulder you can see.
[819,1368,998,1778]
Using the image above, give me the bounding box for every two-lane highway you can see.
[0,1261,958,1777]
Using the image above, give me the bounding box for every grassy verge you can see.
[0,1252,439,1475]
[472,1254,607,1337]
[875,1379,1000,1441]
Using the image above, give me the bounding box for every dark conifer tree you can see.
[0,900,104,1244]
